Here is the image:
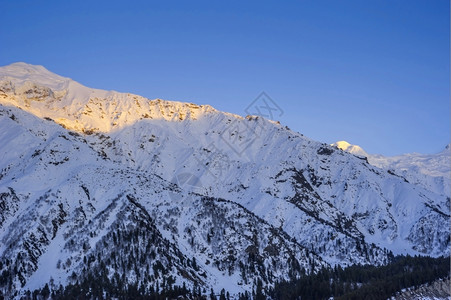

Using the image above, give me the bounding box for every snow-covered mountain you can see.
[331,141,369,158]
[332,141,451,197]
[0,63,449,298]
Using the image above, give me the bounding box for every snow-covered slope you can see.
[0,62,218,134]
[0,63,449,298]
[332,141,451,197]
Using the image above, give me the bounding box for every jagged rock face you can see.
[0,63,449,298]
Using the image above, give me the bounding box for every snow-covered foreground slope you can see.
[332,141,451,197]
[0,63,449,298]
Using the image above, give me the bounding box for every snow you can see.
[0,63,449,298]
[333,140,451,197]
[332,141,369,158]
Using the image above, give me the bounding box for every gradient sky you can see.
[1,0,449,155]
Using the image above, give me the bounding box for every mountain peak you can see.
[0,63,229,133]
[0,62,70,90]
[4,62,50,72]
[1,62,62,77]
[331,140,368,157]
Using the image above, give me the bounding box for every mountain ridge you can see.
[332,140,450,197]
[0,63,449,298]
[0,63,241,134]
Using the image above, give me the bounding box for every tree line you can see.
[269,254,450,300]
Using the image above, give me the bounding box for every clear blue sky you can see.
[1,0,449,155]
